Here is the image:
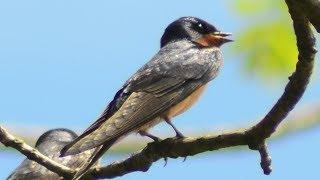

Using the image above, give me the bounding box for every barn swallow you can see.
[8,128,97,180]
[61,16,232,179]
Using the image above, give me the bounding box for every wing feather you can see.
[63,80,201,154]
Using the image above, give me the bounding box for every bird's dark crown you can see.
[35,128,78,147]
[161,16,220,47]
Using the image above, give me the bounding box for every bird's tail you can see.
[72,138,118,180]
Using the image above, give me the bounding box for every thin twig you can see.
[0,126,75,178]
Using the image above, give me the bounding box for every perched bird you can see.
[61,16,232,179]
[8,128,97,180]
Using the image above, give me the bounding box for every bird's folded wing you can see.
[80,77,185,137]
[62,79,202,155]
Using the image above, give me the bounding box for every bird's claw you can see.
[182,156,187,162]
[163,157,168,167]
[175,132,185,139]
[152,136,162,142]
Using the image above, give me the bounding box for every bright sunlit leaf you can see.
[231,0,298,80]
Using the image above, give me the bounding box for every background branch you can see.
[0,126,75,179]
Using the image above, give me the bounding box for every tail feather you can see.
[60,137,106,157]
[60,126,113,157]
[72,138,117,180]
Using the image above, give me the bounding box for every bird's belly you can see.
[163,84,207,119]
[136,85,207,132]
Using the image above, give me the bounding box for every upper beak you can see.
[212,32,233,43]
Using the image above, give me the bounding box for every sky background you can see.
[0,0,319,179]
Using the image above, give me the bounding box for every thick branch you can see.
[296,0,320,32]
[0,126,75,179]
[90,132,247,178]
[247,0,317,145]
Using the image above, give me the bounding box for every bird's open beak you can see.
[195,32,233,47]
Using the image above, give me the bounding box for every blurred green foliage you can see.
[231,0,298,80]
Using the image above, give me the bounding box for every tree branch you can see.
[0,126,75,179]
[0,0,318,179]
[247,0,317,145]
[295,0,320,32]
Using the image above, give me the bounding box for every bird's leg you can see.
[164,118,185,138]
[182,156,187,162]
[138,130,168,166]
[138,131,161,142]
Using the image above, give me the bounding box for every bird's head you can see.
[35,128,78,147]
[161,16,232,48]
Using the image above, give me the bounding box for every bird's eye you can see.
[191,22,207,33]
[194,22,206,33]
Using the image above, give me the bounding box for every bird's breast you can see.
[163,84,207,119]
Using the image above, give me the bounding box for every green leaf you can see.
[233,21,298,79]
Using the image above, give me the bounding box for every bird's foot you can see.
[163,157,168,167]
[165,118,185,139]
[139,131,161,142]
[182,156,187,162]
[175,131,185,139]
[150,136,162,142]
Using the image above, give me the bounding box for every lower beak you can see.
[211,32,233,43]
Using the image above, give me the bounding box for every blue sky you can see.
[0,0,319,179]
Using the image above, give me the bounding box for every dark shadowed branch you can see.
[0,0,318,179]
[295,0,320,32]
